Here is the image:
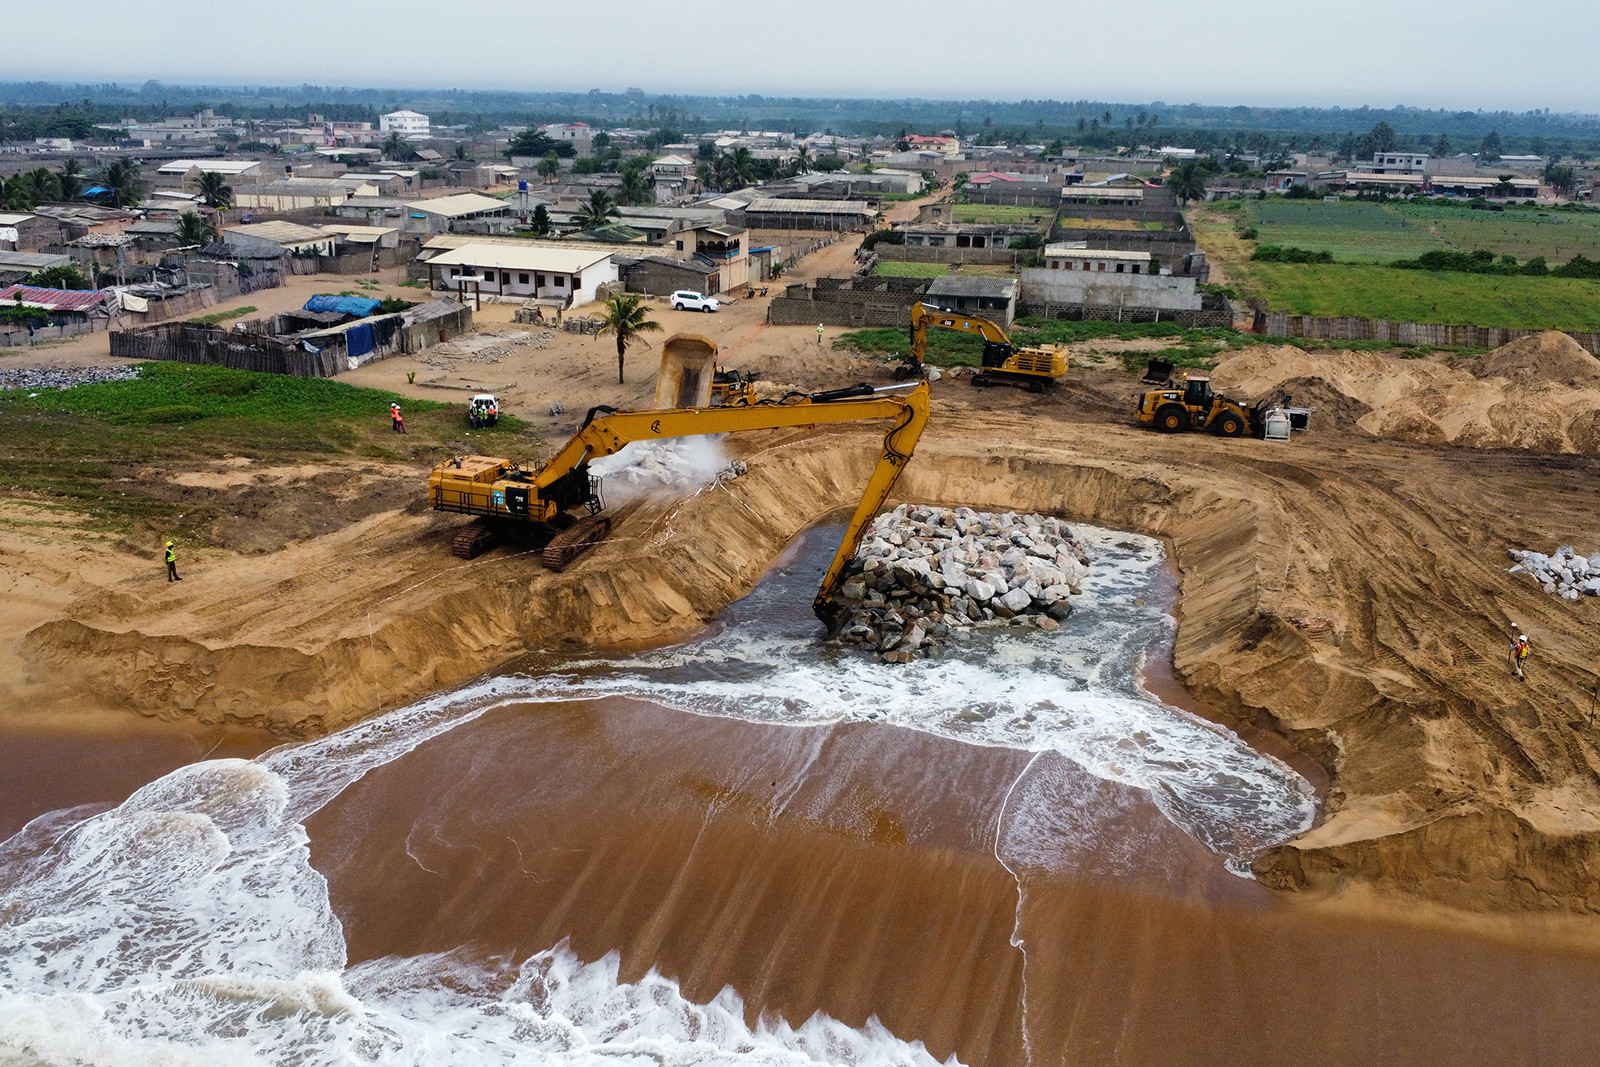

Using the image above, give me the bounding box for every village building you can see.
[0,212,58,252]
[402,193,515,235]
[0,250,72,286]
[924,276,1021,328]
[737,197,878,231]
[223,221,337,258]
[423,241,618,303]
[154,159,266,190]
[1022,244,1202,314]
[379,110,430,138]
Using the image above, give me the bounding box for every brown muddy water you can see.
[0,524,1595,1065]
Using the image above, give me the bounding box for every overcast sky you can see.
[16,0,1598,113]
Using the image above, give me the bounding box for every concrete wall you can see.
[768,276,931,327]
[875,243,1026,266]
[1253,312,1600,355]
[621,259,719,297]
[1021,267,1202,311]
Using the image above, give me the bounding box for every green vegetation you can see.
[950,205,1054,226]
[0,362,521,541]
[1246,199,1600,266]
[188,305,257,325]
[1251,245,1334,263]
[871,262,952,278]
[1243,263,1600,330]
[25,264,91,290]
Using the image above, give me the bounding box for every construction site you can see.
[4,201,1600,1064]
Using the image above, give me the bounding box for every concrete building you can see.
[738,198,878,231]
[403,193,515,235]
[0,250,72,285]
[1022,244,1201,313]
[0,212,58,251]
[900,223,1039,249]
[379,111,430,137]
[618,256,720,298]
[539,122,594,156]
[316,223,402,250]
[224,221,337,258]
[1367,152,1428,175]
[234,178,362,211]
[424,241,617,303]
[924,276,1020,329]
[155,159,265,190]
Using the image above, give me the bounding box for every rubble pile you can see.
[0,366,140,392]
[1508,545,1600,600]
[833,505,1090,662]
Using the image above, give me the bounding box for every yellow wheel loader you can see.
[427,381,931,630]
[904,302,1068,391]
[1133,368,1256,437]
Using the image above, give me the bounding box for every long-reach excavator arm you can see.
[905,302,1067,389]
[429,382,931,631]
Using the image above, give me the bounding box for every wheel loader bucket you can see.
[654,333,718,410]
[1142,358,1174,384]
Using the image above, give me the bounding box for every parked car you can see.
[671,290,720,313]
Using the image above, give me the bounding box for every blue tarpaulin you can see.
[303,294,382,317]
[345,322,374,359]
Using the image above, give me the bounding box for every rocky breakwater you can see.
[1508,544,1600,600]
[832,505,1090,662]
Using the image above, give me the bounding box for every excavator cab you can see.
[981,340,1015,369]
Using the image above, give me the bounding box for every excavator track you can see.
[451,518,504,559]
[541,514,612,571]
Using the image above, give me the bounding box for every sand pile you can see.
[1210,333,1600,453]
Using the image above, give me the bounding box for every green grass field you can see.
[1240,263,1600,330]
[951,204,1054,226]
[0,362,528,540]
[1246,200,1600,265]
[871,262,952,278]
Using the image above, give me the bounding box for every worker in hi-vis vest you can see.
[165,540,182,583]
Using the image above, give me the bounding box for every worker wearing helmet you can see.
[1510,631,1531,680]
[165,540,182,583]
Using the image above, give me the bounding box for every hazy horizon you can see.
[12,0,1598,116]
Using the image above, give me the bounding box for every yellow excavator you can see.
[427,381,931,630]
[905,302,1068,391]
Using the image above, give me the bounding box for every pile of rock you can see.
[1508,545,1600,600]
[0,365,140,392]
[833,505,1090,662]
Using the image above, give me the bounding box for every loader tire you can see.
[1155,404,1189,433]
[1216,413,1244,437]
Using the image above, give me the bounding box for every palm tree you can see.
[99,161,143,208]
[1166,161,1208,206]
[618,169,653,207]
[575,189,620,230]
[595,292,661,385]
[382,131,412,160]
[59,158,83,200]
[196,170,232,210]
[453,143,469,161]
[792,143,811,175]
[729,146,755,187]
[176,211,215,247]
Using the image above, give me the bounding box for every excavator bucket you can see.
[1142,358,1174,384]
[654,333,718,410]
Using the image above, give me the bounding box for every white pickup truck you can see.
[671,290,721,313]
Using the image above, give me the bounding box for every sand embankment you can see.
[12,392,1600,914]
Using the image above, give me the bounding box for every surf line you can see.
[993,749,1044,1067]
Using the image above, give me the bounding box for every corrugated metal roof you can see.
[927,276,1019,299]
[1044,245,1151,261]
[0,285,109,311]
[741,198,877,215]
[0,213,36,226]
[405,193,507,217]
[225,221,330,245]
[156,159,262,174]
[426,242,613,273]
[0,251,70,269]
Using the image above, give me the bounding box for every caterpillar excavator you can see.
[427,381,932,630]
[903,302,1069,391]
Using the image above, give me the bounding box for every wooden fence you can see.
[1253,312,1600,355]
[110,321,343,377]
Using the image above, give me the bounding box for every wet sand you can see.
[306,696,1600,1067]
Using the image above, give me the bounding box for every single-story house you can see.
[317,223,402,250]
[0,284,111,323]
[0,250,72,285]
[1022,244,1201,312]
[424,241,617,303]
[0,212,59,251]
[618,255,719,297]
[1061,186,1144,206]
[403,193,514,235]
[234,178,359,211]
[737,197,879,231]
[924,276,1021,328]
[223,221,337,257]
[29,203,135,240]
[155,159,266,189]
